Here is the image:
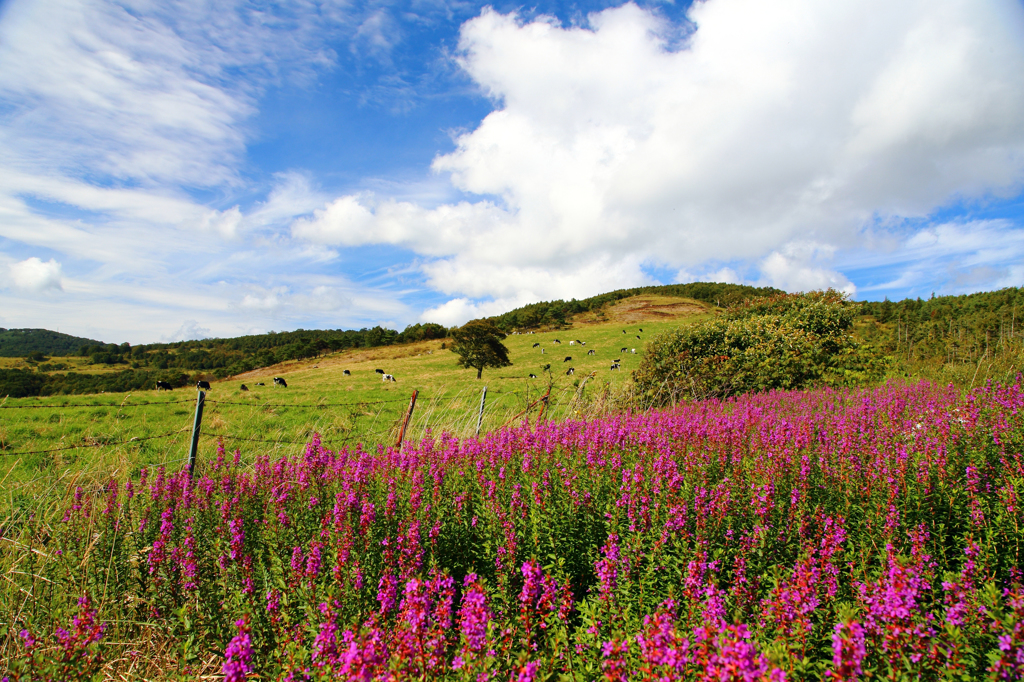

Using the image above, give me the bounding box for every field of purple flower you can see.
[4,379,1024,680]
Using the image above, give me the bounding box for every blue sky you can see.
[1,0,1023,344]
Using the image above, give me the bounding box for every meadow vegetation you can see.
[3,286,1024,680]
[3,380,1023,680]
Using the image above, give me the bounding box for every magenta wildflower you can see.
[223,618,253,682]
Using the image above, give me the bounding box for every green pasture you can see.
[0,296,714,493]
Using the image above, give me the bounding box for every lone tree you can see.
[450,319,512,379]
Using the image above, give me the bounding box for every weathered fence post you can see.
[475,386,487,437]
[536,386,552,426]
[395,390,419,451]
[188,389,205,475]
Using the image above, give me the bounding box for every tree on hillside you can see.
[450,320,512,379]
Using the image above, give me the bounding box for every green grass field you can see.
[0,295,715,493]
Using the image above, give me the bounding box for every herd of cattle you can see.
[156,329,645,392]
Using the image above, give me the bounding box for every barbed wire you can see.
[0,429,188,457]
[0,399,196,410]
[203,428,395,449]
[205,397,409,408]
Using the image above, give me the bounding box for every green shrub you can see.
[633,289,885,403]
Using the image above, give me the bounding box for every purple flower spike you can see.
[223,618,253,682]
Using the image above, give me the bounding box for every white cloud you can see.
[420,297,524,327]
[166,319,212,342]
[759,242,856,296]
[9,257,64,292]
[849,220,1024,294]
[292,0,1024,322]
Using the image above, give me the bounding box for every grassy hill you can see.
[0,283,763,397]
[0,293,716,485]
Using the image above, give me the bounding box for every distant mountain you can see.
[0,328,105,357]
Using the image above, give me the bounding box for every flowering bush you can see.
[4,379,1023,680]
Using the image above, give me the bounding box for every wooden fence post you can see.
[395,390,419,451]
[475,386,487,437]
[188,389,205,476]
[535,386,552,426]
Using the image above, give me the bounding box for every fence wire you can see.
[0,429,189,457]
[0,399,196,410]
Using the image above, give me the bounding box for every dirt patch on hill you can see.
[576,295,711,326]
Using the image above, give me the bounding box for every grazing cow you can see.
[566,367,574,375]
[274,377,288,387]
[553,339,561,344]
[532,342,540,348]
[631,349,636,354]
[623,330,626,334]
[529,373,538,379]
[255,382,265,386]
[587,349,596,355]
[196,380,211,390]
[620,347,628,353]
[569,340,575,346]
[614,359,620,363]
[155,380,172,391]
[240,384,249,391]
[375,369,385,374]
[543,364,551,371]
[343,369,351,375]
[563,356,572,362]
[382,374,396,383]
[580,341,586,346]
[639,328,643,332]
[636,335,641,340]
[610,363,620,371]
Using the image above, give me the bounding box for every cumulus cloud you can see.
[165,319,212,342]
[759,243,856,296]
[10,257,63,292]
[292,0,1024,323]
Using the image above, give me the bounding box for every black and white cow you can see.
[343,369,351,375]
[255,382,265,386]
[156,380,172,391]
[382,374,396,383]
[563,356,572,362]
[240,384,249,391]
[636,335,642,340]
[565,367,574,375]
[620,347,628,353]
[610,363,620,371]
[196,380,211,390]
[529,373,538,379]
[532,342,540,348]
[553,339,561,344]
[587,349,596,355]
[375,369,385,375]
[274,377,288,387]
